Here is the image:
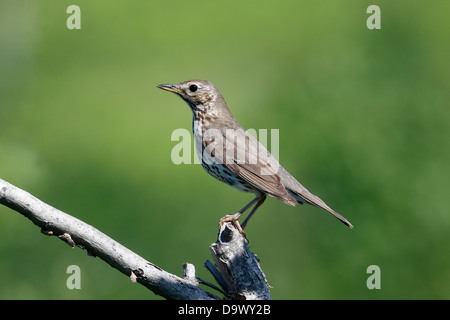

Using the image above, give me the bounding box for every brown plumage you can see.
[157,80,353,233]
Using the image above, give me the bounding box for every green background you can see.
[1,0,449,299]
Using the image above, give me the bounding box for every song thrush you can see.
[157,80,353,234]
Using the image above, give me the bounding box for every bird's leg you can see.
[218,196,261,235]
[241,195,266,229]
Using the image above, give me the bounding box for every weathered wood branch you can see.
[209,223,271,300]
[0,178,271,300]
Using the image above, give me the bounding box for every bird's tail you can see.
[289,190,354,229]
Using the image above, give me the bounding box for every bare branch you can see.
[0,178,217,300]
[209,223,272,300]
[0,178,271,300]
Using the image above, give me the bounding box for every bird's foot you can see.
[218,213,247,240]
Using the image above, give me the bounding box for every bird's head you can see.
[157,80,227,116]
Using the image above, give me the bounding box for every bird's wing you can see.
[203,127,297,205]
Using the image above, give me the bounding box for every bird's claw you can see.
[218,213,248,241]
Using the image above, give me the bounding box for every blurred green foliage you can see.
[0,1,449,299]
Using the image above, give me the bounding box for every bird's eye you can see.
[189,84,198,92]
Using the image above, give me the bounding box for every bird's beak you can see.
[157,83,184,94]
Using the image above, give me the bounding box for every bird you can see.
[157,80,353,235]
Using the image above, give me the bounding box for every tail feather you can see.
[288,190,354,229]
